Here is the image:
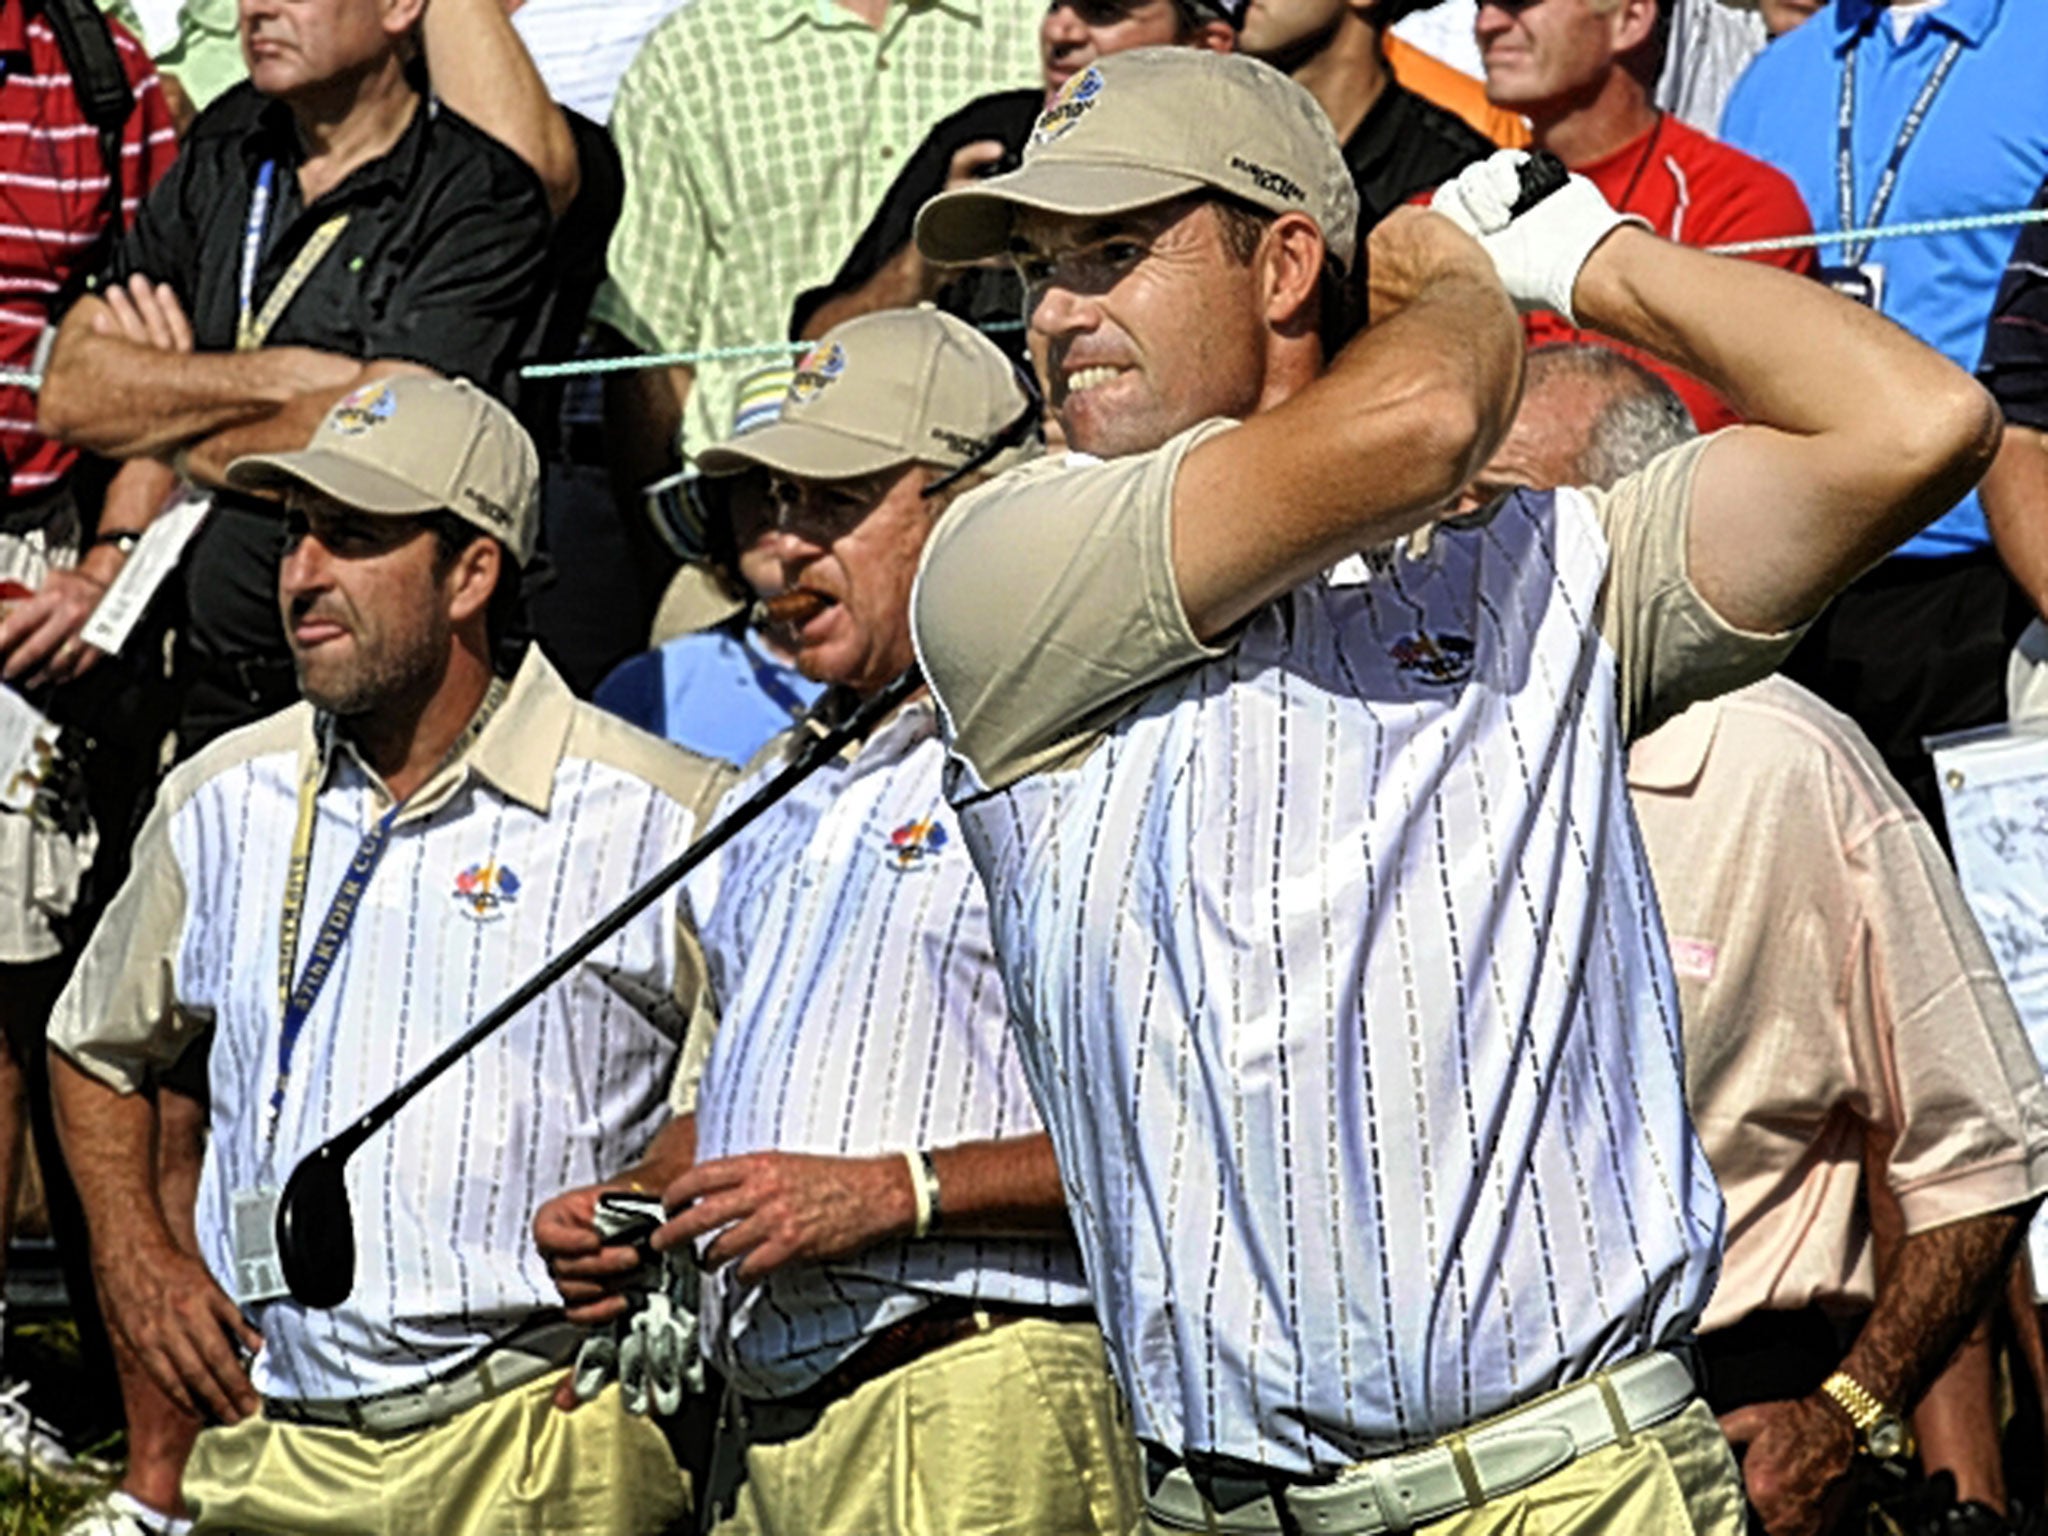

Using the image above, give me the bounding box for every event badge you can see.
[1818,262,1885,311]
[230,1185,290,1305]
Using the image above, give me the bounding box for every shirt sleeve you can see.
[1979,175,2048,431]
[589,30,711,355]
[1851,812,2048,1231]
[47,786,209,1094]
[912,422,1231,793]
[1586,432,1810,741]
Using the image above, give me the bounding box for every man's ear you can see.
[385,0,430,41]
[1262,213,1328,334]
[1196,20,1237,53]
[446,536,502,628]
[1610,0,1662,58]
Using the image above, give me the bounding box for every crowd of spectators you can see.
[0,0,2039,1533]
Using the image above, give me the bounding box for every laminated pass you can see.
[1930,721,2048,1306]
[80,486,212,656]
[0,683,61,816]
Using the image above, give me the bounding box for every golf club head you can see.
[276,1145,357,1309]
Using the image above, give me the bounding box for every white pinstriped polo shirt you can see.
[685,699,1091,1399]
[913,426,1798,1475]
[51,651,729,1403]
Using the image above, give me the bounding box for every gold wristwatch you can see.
[1818,1371,1915,1462]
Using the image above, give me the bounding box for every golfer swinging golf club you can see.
[47,376,724,1534]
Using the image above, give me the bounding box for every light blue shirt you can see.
[594,625,824,768]
[1721,0,2048,558]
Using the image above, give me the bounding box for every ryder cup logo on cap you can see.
[789,341,847,407]
[1034,65,1104,147]
[222,375,543,567]
[915,49,1360,276]
[331,382,397,436]
[693,309,1037,486]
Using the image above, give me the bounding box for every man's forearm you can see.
[50,1052,182,1258]
[421,0,578,218]
[802,245,937,341]
[179,373,379,490]
[1838,1205,2034,1413]
[928,1133,1071,1237]
[1982,425,2048,620]
[38,300,363,457]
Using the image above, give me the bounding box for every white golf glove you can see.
[569,1192,706,1415]
[1429,149,1644,324]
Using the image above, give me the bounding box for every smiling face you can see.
[763,465,938,697]
[1012,198,1274,459]
[1476,0,1636,117]
[278,496,465,718]
[240,0,417,100]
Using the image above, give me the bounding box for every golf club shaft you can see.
[314,667,922,1162]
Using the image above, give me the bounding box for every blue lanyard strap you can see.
[270,802,400,1117]
[1836,20,1965,269]
[238,160,276,347]
[268,679,509,1129]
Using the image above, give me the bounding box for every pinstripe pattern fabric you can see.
[54,654,723,1402]
[686,701,1089,1398]
[591,0,1041,464]
[939,489,1724,1475]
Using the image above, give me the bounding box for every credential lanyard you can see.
[238,160,352,353]
[270,680,509,1127]
[1836,20,1964,269]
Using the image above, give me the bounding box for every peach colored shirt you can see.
[1628,677,2048,1331]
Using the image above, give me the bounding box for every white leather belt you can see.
[263,1320,583,1438]
[1145,1350,1698,1535]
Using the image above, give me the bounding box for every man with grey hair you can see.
[1465,345,2045,1536]
[905,42,1998,1536]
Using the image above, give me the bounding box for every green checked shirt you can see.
[592,0,1041,465]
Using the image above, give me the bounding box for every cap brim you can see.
[226,448,445,515]
[695,419,911,481]
[915,160,1210,265]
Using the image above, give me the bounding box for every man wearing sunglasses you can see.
[535,310,1143,1536]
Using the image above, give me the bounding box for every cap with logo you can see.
[227,376,541,566]
[696,308,1037,484]
[915,48,1359,276]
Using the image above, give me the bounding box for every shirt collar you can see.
[315,647,572,818]
[243,82,434,204]
[1833,0,2000,51]
[1625,697,1721,792]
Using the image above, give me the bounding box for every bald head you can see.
[1460,343,1693,510]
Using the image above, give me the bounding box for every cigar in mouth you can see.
[756,589,831,629]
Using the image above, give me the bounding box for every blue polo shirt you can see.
[1721,0,2048,559]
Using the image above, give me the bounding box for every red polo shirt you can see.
[0,1,175,499]
[1525,113,1816,431]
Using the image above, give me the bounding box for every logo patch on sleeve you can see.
[1390,632,1477,686]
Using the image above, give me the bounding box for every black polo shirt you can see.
[1341,80,1495,230]
[113,81,555,752]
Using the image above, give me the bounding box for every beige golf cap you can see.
[227,376,541,566]
[915,49,1360,275]
[695,308,1037,483]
